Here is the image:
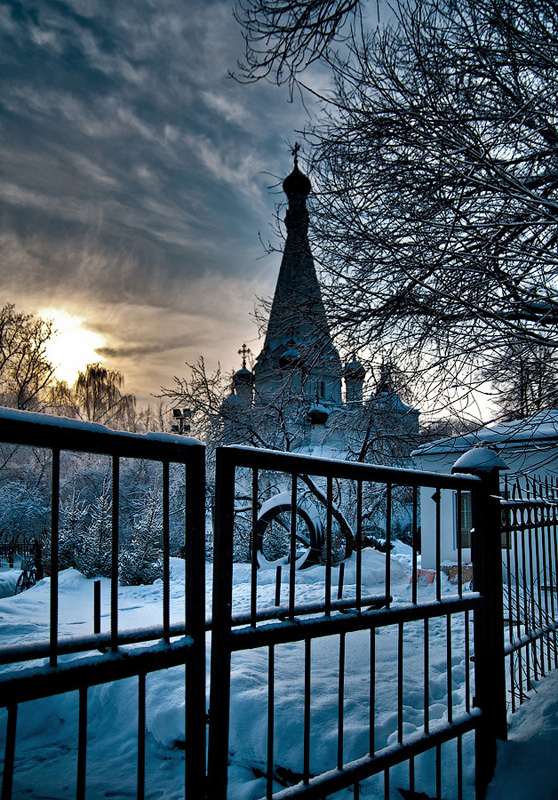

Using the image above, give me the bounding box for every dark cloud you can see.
[0,0,311,401]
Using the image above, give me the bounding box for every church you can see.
[221,149,419,464]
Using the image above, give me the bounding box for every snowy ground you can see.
[0,551,554,799]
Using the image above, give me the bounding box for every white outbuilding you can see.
[412,410,558,569]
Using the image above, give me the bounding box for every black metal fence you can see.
[0,410,206,800]
[1,412,557,800]
[207,445,500,800]
[501,474,558,714]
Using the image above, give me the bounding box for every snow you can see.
[0,405,202,446]
[487,668,558,800]
[0,552,555,798]
[412,409,558,457]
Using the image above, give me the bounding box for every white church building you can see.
[221,152,419,463]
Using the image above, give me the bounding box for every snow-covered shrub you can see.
[0,480,49,563]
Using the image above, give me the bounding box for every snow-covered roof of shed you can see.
[412,410,558,458]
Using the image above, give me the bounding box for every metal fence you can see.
[0,409,206,800]
[501,474,558,714]
[1,412,557,800]
[208,445,499,800]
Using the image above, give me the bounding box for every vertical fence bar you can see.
[289,473,297,619]
[77,687,87,800]
[338,561,345,601]
[251,468,259,626]
[325,477,333,617]
[50,447,60,667]
[111,455,120,653]
[267,644,275,800]
[1,704,17,800]
[446,614,453,725]
[356,480,363,612]
[137,672,146,800]
[338,632,346,770]
[457,734,463,800]
[162,461,170,644]
[436,744,442,800]
[397,621,404,745]
[369,627,375,755]
[385,483,392,608]
[303,638,311,784]
[208,447,236,800]
[184,444,207,800]
[424,618,430,735]
[435,489,441,603]
[93,579,101,635]
[465,611,471,715]
[275,565,282,607]
[457,490,463,600]
[541,501,551,673]
[412,485,419,606]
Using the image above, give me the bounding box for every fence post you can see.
[207,447,236,800]
[452,445,509,798]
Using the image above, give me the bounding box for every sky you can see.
[0,0,324,404]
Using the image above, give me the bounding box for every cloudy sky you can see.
[0,0,321,404]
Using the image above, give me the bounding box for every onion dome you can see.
[279,347,301,370]
[233,367,254,388]
[344,358,365,381]
[307,404,329,426]
[283,164,311,199]
[221,392,242,411]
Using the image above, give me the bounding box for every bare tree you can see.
[483,343,558,421]
[0,303,56,410]
[233,0,360,91]
[235,0,558,418]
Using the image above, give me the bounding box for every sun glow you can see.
[39,309,106,385]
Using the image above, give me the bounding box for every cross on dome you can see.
[238,343,251,369]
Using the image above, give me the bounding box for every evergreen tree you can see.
[119,485,163,586]
[57,485,90,571]
[74,477,112,578]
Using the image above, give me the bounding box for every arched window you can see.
[320,381,325,398]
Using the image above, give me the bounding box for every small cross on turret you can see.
[238,343,251,369]
[291,141,301,166]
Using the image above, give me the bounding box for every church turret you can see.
[232,344,254,406]
[344,356,366,405]
[254,145,342,405]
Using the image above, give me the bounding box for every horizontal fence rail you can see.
[208,445,488,800]
[0,409,206,800]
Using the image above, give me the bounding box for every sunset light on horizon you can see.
[39,308,106,386]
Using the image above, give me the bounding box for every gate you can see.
[0,409,206,799]
[501,475,558,712]
[1,413,557,799]
[208,445,500,800]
